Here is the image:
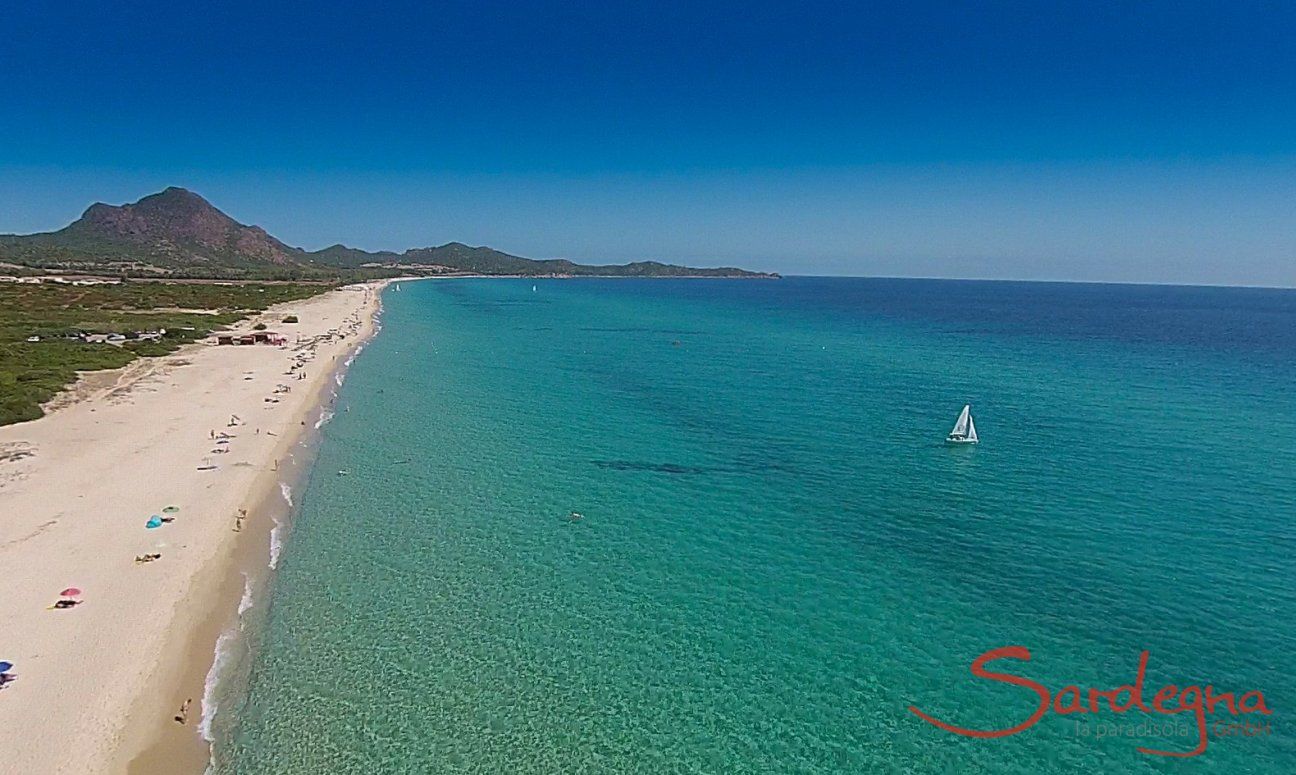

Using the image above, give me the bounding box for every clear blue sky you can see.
[2,1,1294,285]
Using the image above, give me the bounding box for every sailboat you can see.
[946,404,979,444]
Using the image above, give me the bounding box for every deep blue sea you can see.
[213,277,1296,773]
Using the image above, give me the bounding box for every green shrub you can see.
[0,282,330,426]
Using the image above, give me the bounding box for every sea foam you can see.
[237,573,254,616]
[198,629,236,742]
[314,409,334,430]
[268,521,284,570]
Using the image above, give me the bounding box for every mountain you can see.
[0,188,777,279]
[0,187,302,276]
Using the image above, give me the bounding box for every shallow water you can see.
[215,277,1296,773]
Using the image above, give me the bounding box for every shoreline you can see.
[122,283,389,775]
[0,279,393,774]
[120,334,367,775]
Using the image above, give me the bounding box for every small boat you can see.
[946,404,979,444]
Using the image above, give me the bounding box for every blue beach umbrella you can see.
[146,516,163,529]
[0,661,12,673]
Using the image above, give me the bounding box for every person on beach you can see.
[175,698,192,724]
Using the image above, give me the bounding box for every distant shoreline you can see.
[3,271,780,283]
[0,186,775,282]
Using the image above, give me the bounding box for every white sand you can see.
[0,281,387,774]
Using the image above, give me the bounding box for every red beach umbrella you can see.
[60,587,82,597]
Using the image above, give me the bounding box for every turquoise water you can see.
[216,278,1296,773]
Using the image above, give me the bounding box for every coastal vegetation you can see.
[0,280,327,425]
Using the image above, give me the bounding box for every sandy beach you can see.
[0,280,388,774]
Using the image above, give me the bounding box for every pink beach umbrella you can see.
[59,587,82,598]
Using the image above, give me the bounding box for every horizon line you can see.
[776,274,1296,291]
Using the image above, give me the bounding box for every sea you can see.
[210,277,1296,774]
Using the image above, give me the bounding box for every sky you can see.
[1,1,1294,285]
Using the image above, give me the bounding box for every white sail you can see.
[966,415,978,443]
[950,405,970,437]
